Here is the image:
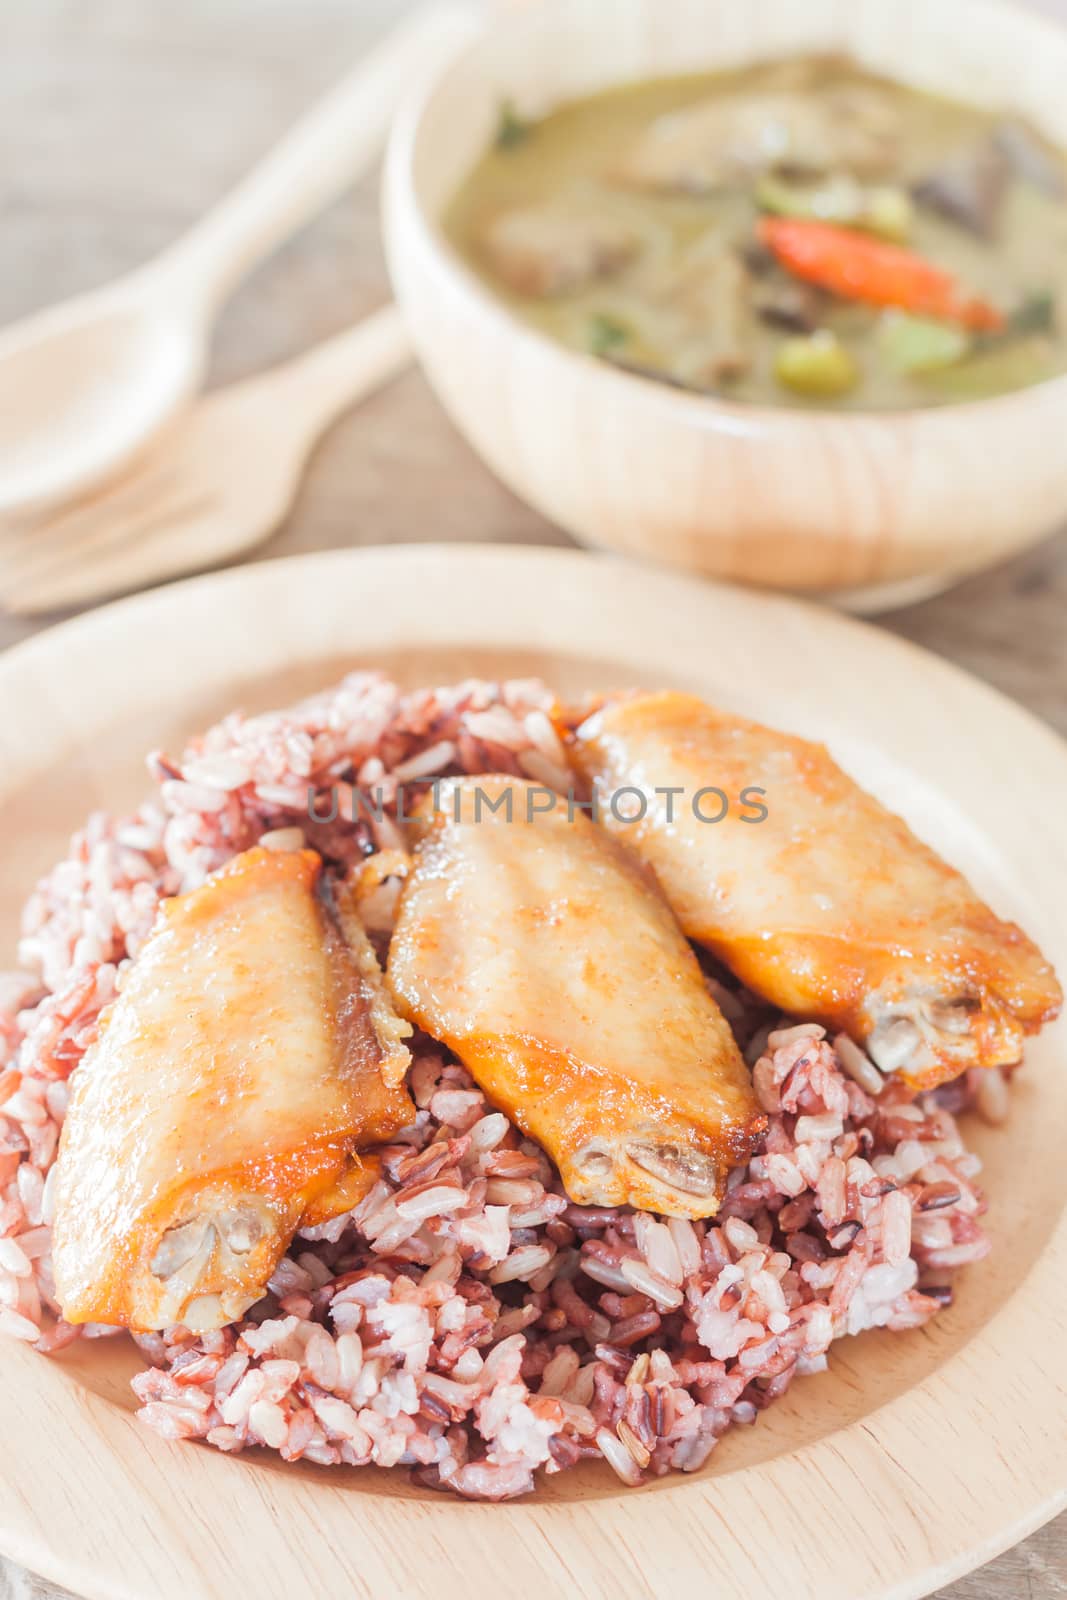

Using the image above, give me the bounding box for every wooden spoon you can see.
[0,306,414,615]
[0,2,476,521]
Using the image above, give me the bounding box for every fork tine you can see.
[0,490,220,614]
[0,458,183,554]
[0,461,185,594]
[0,485,212,593]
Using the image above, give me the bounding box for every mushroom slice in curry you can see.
[52,844,413,1332]
[572,691,1062,1091]
[386,776,765,1218]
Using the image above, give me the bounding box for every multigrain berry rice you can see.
[0,672,998,1498]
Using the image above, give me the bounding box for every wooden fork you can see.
[0,304,413,614]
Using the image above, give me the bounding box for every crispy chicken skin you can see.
[52,845,413,1332]
[387,777,764,1218]
[573,692,1062,1090]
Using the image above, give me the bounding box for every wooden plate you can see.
[1,544,1064,1600]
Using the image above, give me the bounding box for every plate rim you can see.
[1,542,1065,1600]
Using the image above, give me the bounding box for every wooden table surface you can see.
[1,2,1065,1595]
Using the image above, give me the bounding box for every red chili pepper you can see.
[758,216,1004,332]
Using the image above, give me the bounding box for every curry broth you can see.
[444,59,1067,409]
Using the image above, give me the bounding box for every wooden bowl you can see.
[1,545,1066,1599]
[383,0,1067,607]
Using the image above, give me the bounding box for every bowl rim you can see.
[385,0,1067,433]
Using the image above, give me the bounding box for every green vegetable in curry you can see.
[755,173,914,243]
[878,312,971,375]
[494,98,532,152]
[775,330,859,397]
[586,312,631,357]
[445,57,1067,410]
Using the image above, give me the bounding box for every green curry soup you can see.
[443,57,1067,409]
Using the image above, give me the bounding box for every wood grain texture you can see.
[0,4,1065,1596]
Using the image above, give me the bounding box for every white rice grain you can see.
[794,1112,844,1145]
[467,1112,509,1152]
[619,1257,684,1310]
[489,1245,553,1285]
[768,1023,826,1049]
[0,1306,39,1341]
[881,1189,913,1266]
[634,1215,684,1287]
[0,1239,32,1278]
[394,1185,467,1221]
[596,1426,643,1485]
[667,1217,702,1278]
[760,1153,807,1197]
[723,1217,760,1255]
[390,741,457,784]
[258,827,306,853]
[249,1399,290,1449]
[833,1032,885,1096]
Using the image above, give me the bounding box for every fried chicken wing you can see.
[387,777,764,1218]
[52,845,413,1332]
[573,692,1062,1090]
